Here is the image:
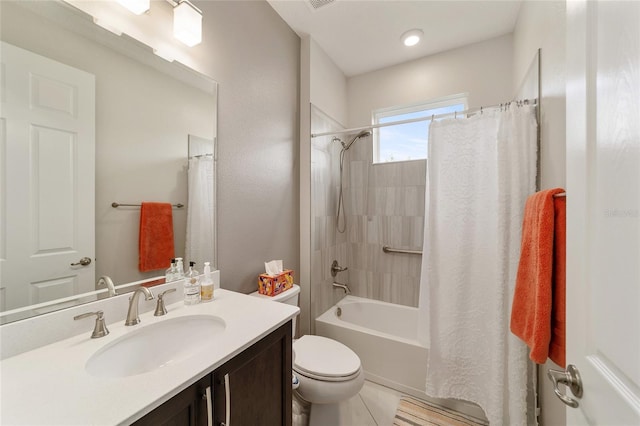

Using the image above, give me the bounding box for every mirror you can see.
[0,1,217,323]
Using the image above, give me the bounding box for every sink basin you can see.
[86,315,226,378]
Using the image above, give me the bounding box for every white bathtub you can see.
[315,296,486,421]
[315,296,428,398]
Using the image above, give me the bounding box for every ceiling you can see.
[267,0,523,77]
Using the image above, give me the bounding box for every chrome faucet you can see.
[74,310,109,338]
[154,288,177,316]
[125,287,154,326]
[97,276,117,297]
[332,281,351,294]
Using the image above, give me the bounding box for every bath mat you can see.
[393,396,488,426]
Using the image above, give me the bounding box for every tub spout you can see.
[332,281,351,294]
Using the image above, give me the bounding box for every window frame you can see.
[372,93,468,164]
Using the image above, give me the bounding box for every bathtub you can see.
[315,295,428,398]
[315,296,486,420]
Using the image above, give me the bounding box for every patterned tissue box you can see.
[258,270,294,296]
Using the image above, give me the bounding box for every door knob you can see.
[70,257,92,266]
[547,364,583,408]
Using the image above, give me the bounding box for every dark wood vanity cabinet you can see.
[132,375,211,426]
[133,321,292,426]
[213,321,292,426]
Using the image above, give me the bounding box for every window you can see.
[372,94,467,163]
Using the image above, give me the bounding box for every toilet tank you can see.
[250,284,300,333]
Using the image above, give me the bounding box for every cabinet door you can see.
[133,375,212,426]
[213,322,292,426]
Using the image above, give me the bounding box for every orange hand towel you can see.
[510,188,566,367]
[138,202,175,272]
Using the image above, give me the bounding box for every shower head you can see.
[343,130,372,150]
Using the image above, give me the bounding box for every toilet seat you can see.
[293,335,362,382]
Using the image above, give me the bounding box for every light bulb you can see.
[174,1,203,47]
[116,0,149,15]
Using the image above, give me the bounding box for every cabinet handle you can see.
[222,373,231,426]
[204,385,212,426]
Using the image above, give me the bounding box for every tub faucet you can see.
[97,276,117,297]
[332,281,351,295]
[125,287,154,326]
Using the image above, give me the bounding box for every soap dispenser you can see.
[183,261,201,305]
[201,262,214,302]
[165,258,177,282]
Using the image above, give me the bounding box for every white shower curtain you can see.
[421,104,537,425]
[185,156,215,269]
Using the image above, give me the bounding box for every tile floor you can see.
[334,380,404,426]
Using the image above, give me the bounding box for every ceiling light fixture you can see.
[401,29,423,47]
[116,0,150,15]
[173,0,203,47]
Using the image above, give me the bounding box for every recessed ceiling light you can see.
[401,29,423,47]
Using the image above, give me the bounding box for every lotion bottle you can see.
[201,262,214,302]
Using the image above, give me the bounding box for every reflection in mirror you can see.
[186,135,216,270]
[0,1,218,324]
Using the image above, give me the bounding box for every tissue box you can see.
[258,269,294,296]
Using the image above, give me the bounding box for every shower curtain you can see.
[421,104,537,425]
[185,156,215,269]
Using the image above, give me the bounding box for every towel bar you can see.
[111,202,184,208]
[382,246,422,255]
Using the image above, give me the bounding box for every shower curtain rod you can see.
[310,98,537,138]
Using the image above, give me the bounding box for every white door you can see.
[0,42,95,311]
[564,1,640,424]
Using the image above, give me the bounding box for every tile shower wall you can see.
[310,106,426,327]
[310,106,348,328]
[344,133,425,307]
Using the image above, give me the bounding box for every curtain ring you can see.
[454,111,457,119]
[480,106,483,114]
[431,114,435,121]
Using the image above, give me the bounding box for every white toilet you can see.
[250,284,365,424]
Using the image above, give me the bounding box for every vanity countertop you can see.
[0,289,299,425]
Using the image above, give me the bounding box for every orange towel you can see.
[138,202,175,272]
[510,188,566,367]
[548,195,566,367]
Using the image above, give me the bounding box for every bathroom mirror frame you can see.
[0,0,218,324]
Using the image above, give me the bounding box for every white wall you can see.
[513,1,566,191]
[197,0,300,294]
[310,39,348,127]
[512,2,567,426]
[347,34,513,128]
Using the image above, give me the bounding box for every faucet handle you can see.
[74,310,109,338]
[331,260,348,277]
[154,288,177,317]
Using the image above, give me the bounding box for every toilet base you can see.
[309,403,341,426]
[292,395,346,426]
[292,392,310,426]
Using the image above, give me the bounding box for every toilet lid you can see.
[293,335,361,379]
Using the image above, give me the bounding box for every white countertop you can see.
[0,289,299,425]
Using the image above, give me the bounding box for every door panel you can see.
[565,1,640,424]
